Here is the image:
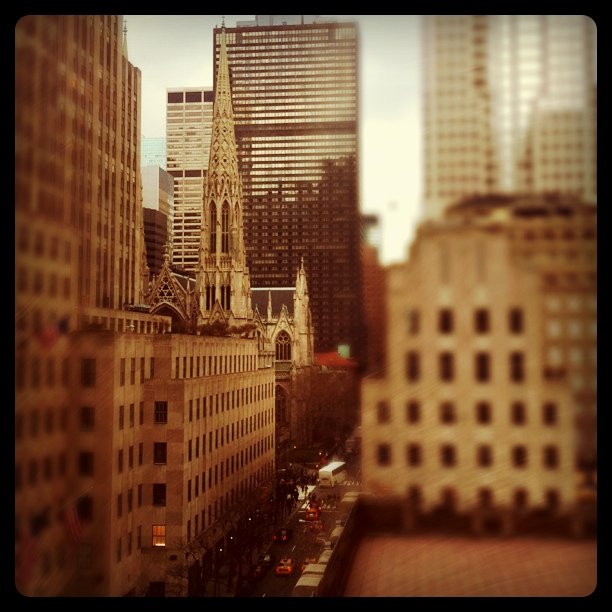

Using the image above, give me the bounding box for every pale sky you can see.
[125,15,423,265]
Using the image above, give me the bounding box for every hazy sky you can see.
[125,15,423,265]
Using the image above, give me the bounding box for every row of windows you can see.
[377,443,561,468]
[378,400,558,425]
[172,353,258,378]
[118,357,155,386]
[16,228,72,262]
[405,351,526,383]
[407,307,524,335]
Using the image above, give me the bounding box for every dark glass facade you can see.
[214,22,362,357]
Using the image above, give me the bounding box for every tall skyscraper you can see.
[214,17,362,358]
[141,136,167,169]
[166,87,214,273]
[422,15,597,219]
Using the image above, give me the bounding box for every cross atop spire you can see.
[222,15,225,29]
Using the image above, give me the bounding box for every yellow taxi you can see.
[275,558,295,576]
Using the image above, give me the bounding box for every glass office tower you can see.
[214,19,362,356]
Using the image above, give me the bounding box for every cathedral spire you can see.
[196,24,251,326]
[122,19,128,58]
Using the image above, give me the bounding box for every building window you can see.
[154,442,167,464]
[478,488,493,508]
[438,308,454,333]
[130,358,136,385]
[407,309,419,335]
[118,450,124,473]
[128,446,134,469]
[120,358,125,386]
[138,443,143,466]
[188,479,192,502]
[80,406,95,431]
[407,444,422,466]
[475,401,491,424]
[275,331,291,360]
[439,352,454,381]
[509,308,524,333]
[543,445,559,469]
[405,352,420,381]
[512,445,527,468]
[152,525,166,547]
[511,401,526,425]
[475,352,490,382]
[474,308,489,333]
[153,484,166,506]
[376,443,391,466]
[117,493,123,518]
[118,405,124,430]
[376,400,390,424]
[440,444,456,467]
[509,352,525,382]
[477,445,492,467]
[513,488,528,510]
[406,401,420,423]
[137,484,142,507]
[542,402,557,425]
[81,359,96,387]
[129,404,134,428]
[154,401,168,424]
[139,402,144,425]
[545,489,560,510]
[78,452,94,476]
[210,205,217,254]
[440,401,456,424]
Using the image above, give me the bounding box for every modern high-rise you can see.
[141,136,167,169]
[214,17,362,358]
[422,15,597,219]
[142,165,174,275]
[166,87,214,273]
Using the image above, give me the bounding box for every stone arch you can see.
[151,303,187,333]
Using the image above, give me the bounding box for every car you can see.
[273,528,293,544]
[252,553,275,579]
[305,504,320,521]
[275,558,295,576]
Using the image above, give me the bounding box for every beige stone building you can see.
[15,17,276,597]
[362,195,595,530]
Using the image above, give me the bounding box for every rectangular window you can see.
[154,401,168,424]
[128,489,133,512]
[439,352,454,381]
[477,445,492,467]
[140,357,145,382]
[475,352,490,382]
[138,443,143,466]
[439,401,456,424]
[127,531,132,556]
[512,445,527,468]
[407,444,422,466]
[543,445,559,469]
[154,442,167,464]
[187,479,192,502]
[405,352,420,381]
[510,352,525,382]
[152,525,166,547]
[150,357,155,378]
[511,401,526,425]
[195,475,199,497]
[120,358,125,386]
[130,358,135,384]
[139,402,144,425]
[129,403,134,428]
[117,493,123,518]
[189,399,193,422]
[128,446,134,469]
[509,308,524,333]
[440,444,456,467]
[376,400,390,424]
[188,440,192,461]
[137,484,142,507]
[406,401,420,423]
[81,358,96,387]
[407,309,420,335]
[137,526,142,549]
[80,406,95,431]
[78,452,94,476]
[153,484,166,506]
[476,401,491,424]
[118,449,124,473]
[542,402,557,425]
[118,405,124,430]
[474,308,489,333]
[439,308,454,333]
[376,443,391,466]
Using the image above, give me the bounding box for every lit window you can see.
[152,525,166,547]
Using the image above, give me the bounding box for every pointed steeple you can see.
[196,23,251,326]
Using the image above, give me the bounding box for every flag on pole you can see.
[37,316,69,349]
[64,501,83,546]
